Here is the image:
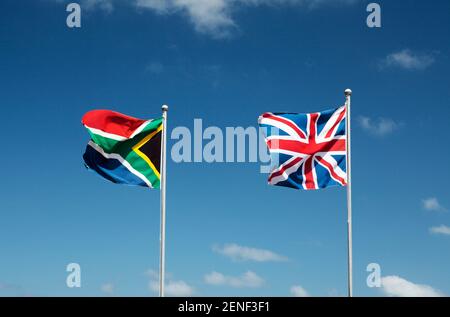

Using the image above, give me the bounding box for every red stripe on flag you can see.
[303,157,316,190]
[268,157,302,183]
[82,110,147,138]
[267,139,346,155]
[308,113,319,143]
[315,156,347,185]
[325,108,346,139]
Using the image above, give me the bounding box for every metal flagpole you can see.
[159,104,168,297]
[344,89,353,297]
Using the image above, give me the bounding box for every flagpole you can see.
[159,104,168,297]
[344,89,353,297]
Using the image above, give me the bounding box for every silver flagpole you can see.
[159,104,168,297]
[344,89,353,297]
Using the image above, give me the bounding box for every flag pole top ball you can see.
[345,89,352,96]
[162,104,169,112]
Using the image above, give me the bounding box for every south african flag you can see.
[82,110,162,189]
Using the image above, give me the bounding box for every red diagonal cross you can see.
[267,113,346,190]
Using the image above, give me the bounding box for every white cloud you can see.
[213,243,288,262]
[145,269,160,279]
[422,197,447,212]
[100,283,115,295]
[290,285,309,297]
[136,0,359,38]
[204,271,264,288]
[56,0,358,37]
[145,61,164,74]
[136,0,235,38]
[149,279,195,296]
[380,49,435,70]
[430,225,450,236]
[358,116,401,136]
[147,269,194,296]
[381,276,444,297]
[82,0,114,13]
[136,0,169,13]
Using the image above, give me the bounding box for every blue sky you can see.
[0,0,449,296]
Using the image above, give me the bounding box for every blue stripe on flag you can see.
[83,144,146,187]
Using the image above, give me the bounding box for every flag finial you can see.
[345,89,352,96]
[162,104,169,112]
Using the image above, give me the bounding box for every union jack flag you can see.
[259,106,347,190]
